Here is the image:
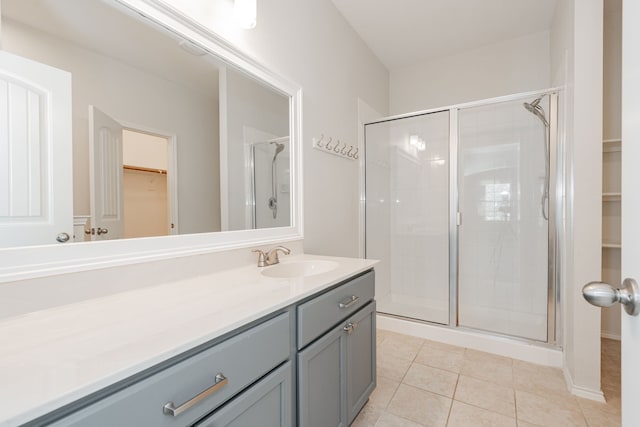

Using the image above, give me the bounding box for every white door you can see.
[621,1,640,424]
[0,51,72,247]
[89,106,124,240]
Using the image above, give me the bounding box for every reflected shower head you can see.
[272,142,285,160]
[523,96,549,127]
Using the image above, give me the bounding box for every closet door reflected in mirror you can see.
[0,0,291,248]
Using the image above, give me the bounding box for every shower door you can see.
[457,98,550,341]
[365,111,450,324]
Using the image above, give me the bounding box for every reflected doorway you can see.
[122,129,175,238]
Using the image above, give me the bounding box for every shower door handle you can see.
[582,278,640,316]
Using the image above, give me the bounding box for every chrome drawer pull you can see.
[338,295,359,309]
[163,373,228,417]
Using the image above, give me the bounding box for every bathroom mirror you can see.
[0,0,302,279]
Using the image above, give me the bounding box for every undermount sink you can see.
[261,260,339,278]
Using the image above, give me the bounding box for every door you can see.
[365,111,450,324]
[0,51,72,246]
[457,98,551,342]
[621,2,640,424]
[298,323,347,427]
[89,105,124,240]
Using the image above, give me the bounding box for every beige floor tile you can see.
[454,375,515,417]
[402,362,459,398]
[513,360,570,399]
[578,407,621,427]
[464,349,513,365]
[377,350,413,381]
[421,339,466,356]
[377,329,392,345]
[460,356,513,386]
[352,404,383,427]
[447,401,516,427]
[369,376,400,409]
[387,383,451,427]
[414,345,464,374]
[378,333,424,362]
[577,396,621,420]
[515,390,587,427]
[375,412,425,427]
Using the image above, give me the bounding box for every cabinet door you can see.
[298,323,347,427]
[346,301,376,424]
[196,362,292,427]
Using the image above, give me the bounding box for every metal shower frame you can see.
[361,87,563,347]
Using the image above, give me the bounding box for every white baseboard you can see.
[601,331,621,341]
[562,366,606,402]
[377,314,563,367]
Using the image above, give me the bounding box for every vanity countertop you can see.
[0,254,377,426]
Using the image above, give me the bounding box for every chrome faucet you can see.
[252,246,291,267]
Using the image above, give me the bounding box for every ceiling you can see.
[332,0,559,70]
[2,0,221,96]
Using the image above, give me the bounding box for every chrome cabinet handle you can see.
[583,278,640,316]
[338,295,359,309]
[163,373,228,417]
[343,322,358,335]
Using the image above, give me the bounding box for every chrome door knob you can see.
[582,278,640,316]
[56,232,70,243]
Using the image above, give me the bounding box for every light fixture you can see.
[235,0,257,29]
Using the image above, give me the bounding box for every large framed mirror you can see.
[0,0,302,281]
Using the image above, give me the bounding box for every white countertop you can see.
[0,254,377,426]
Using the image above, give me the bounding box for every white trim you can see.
[562,366,606,402]
[377,314,563,367]
[219,66,229,231]
[0,0,304,283]
[356,98,384,258]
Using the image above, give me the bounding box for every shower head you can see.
[523,96,549,127]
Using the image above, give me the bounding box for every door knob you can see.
[96,227,109,235]
[56,232,70,243]
[582,278,640,316]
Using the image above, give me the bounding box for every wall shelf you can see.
[603,192,621,201]
[603,138,622,152]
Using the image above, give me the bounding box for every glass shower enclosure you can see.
[365,90,558,343]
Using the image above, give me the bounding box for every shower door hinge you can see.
[456,212,462,226]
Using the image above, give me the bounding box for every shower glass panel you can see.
[365,111,450,324]
[457,98,549,341]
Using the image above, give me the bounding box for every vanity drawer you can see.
[297,270,374,350]
[51,312,290,427]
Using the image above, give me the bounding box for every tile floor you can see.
[353,331,621,427]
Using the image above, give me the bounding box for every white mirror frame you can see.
[0,0,303,283]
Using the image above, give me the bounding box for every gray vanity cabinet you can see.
[45,313,291,427]
[297,266,376,427]
[28,270,375,427]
